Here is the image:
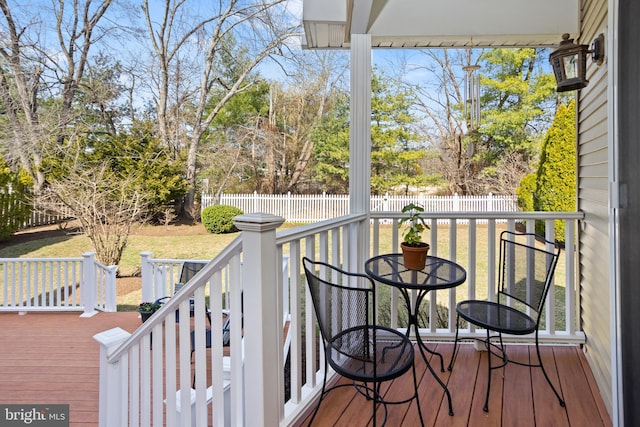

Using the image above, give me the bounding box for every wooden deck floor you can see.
[0,312,612,427]
[293,342,613,427]
[0,311,141,427]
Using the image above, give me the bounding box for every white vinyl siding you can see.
[577,0,613,417]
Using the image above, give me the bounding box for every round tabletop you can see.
[365,253,467,291]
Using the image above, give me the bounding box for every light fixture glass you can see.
[563,55,579,80]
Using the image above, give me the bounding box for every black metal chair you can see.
[178,261,207,284]
[302,257,424,427]
[155,261,211,324]
[174,261,209,320]
[448,230,565,412]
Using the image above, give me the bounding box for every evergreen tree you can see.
[533,100,576,242]
[476,48,558,194]
[310,92,350,193]
[313,69,427,194]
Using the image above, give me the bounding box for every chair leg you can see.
[447,313,461,371]
[307,361,329,427]
[535,332,566,407]
[372,382,377,427]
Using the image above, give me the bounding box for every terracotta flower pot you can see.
[401,242,430,270]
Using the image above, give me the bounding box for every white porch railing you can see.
[368,211,584,343]
[95,210,584,427]
[0,252,116,315]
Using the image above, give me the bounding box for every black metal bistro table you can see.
[365,253,466,416]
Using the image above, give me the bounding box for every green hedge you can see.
[201,204,244,234]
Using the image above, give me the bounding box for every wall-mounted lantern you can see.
[549,33,605,92]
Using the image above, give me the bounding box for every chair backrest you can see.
[179,261,207,284]
[302,257,374,351]
[497,231,561,325]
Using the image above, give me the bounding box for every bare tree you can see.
[203,51,348,195]
[0,0,120,191]
[407,49,480,195]
[141,0,299,220]
[276,51,348,193]
[40,162,148,268]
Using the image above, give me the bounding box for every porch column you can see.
[349,33,372,271]
[234,213,285,427]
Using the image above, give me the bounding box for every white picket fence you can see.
[202,192,518,223]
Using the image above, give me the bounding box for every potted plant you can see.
[138,301,161,323]
[399,202,430,270]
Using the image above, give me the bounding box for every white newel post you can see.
[234,213,285,427]
[81,252,97,317]
[93,327,131,427]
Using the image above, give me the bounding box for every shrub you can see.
[516,173,536,212]
[0,158,32,241]
[201,205,243,234]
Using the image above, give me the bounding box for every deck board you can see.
[0,312,613,427]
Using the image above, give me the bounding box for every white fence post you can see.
[105,265,118,312]
[94,328,130,427]
[156,265,168,299]
[140,252,152,302]
[234,213,285,427]
[81,252,97,317]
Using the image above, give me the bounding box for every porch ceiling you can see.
[303,0,580,49]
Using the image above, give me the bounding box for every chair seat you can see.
[457,300,536,335]
[327,325,414,383]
